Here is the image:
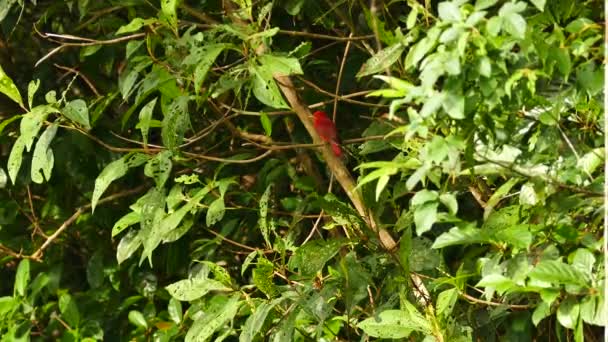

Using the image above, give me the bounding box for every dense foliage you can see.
[0,0,605,340]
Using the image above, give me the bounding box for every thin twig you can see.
[30,186,145,261]
[333,33,354,121]
[53,64,101,97]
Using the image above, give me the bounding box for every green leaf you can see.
[529,0,546,12]
[358,303,432,338]
[250,64,288,109]
[529,260,590,287]
[161,95,190,151]
[557,297,579,329]
[166,275,231,302]
[532,301,551,326]
[432,224,491,248]
[253,258,277,298]
[438,1,461,22]
[478,56,492,77]
[436,288,458,318]
[476,274,518,295]
[27,79,40,109]
[117,230,142,264]
[288,238,344,276]
[116,18,157,34]
[7,136,26,184]
[112,211,141,237]
[30,123,57,184]
[128,310,148,329]
[356,43,405,77]
[14,259,30,297]
[144,150,172,189]
[475,0,498,10]
[136,97,157,147]
[91,153,149,212]
[59,293,80,327]
[206,197,226,226]
[0,64,23,107]
[258,184,273,247]
[439,193,458,215]
[62,99,91,129]
[405,27,440,70]
[580,294,606,326]
[168,297,182,324]
[188,44,227,95]
[577,148,604,175]
[185,295,240,342]
[257,54,303,77]
[442,91,465,119]
[160,0,178,31]
[0,0,18,24]
[240,300,281,342]
[414,202,438,235]
[0,167,6,188]
[260,112,272,136]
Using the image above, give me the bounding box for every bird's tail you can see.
[331,142,342,157]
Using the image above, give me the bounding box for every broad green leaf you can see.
[406,6,418,29]
[577,148,604,175]
[438,1,461,21]
[0,64,23,107]
[532,301,551,326]
[253,258,278,298]
[166,276,231,301]
[21,105,61,151]
[436,288,458,318]
[136,97,157,147]
[439,193,458,215]
[160,0,178,31]
[250,64,288,109]
[356,43,405,77]
[476,274,518,295]
[375,174,390,201]
[7,136,26,184]
[288,238,344,276]
[112,211,141,237]
[62,99,91,129]
[257,54,303,77]
[411,189,438,205]
[187,44,227,94]
[404,27,440,70]
[144,150,172,189]
[206,197,226,226]
[529,0,546,12]
[14,259,30,297]
[117,230,142,264]
[30,123,57,184]
[519,182,538,205]
[59,293,80,327]
[529,260,591,287]
[161,95,190,151]
[27,79,40,109]
[580,294,606,326]
[128,310,148,329]
[91,153,149,212]
[240,300,281,342]
[414,202,438,235]
[475,0,498,10]
[571,248,595,275]
[486,16,502,36]
[442,91,465,119]
[168,297,182,324]
[139,188,165,266]
[185,295,240,342]
[557,297,579,329]
[116,18,157,34]
[484,178,521,219]
[432,225,491,248]
[358,303,432,338]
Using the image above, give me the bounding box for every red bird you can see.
[312,111,342,157]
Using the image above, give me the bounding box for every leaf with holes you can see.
[0,64,23,107]
[357,43,405,78]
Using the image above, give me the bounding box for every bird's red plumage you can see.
[312,111,342,157]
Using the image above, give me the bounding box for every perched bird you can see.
[312,110,342,157]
